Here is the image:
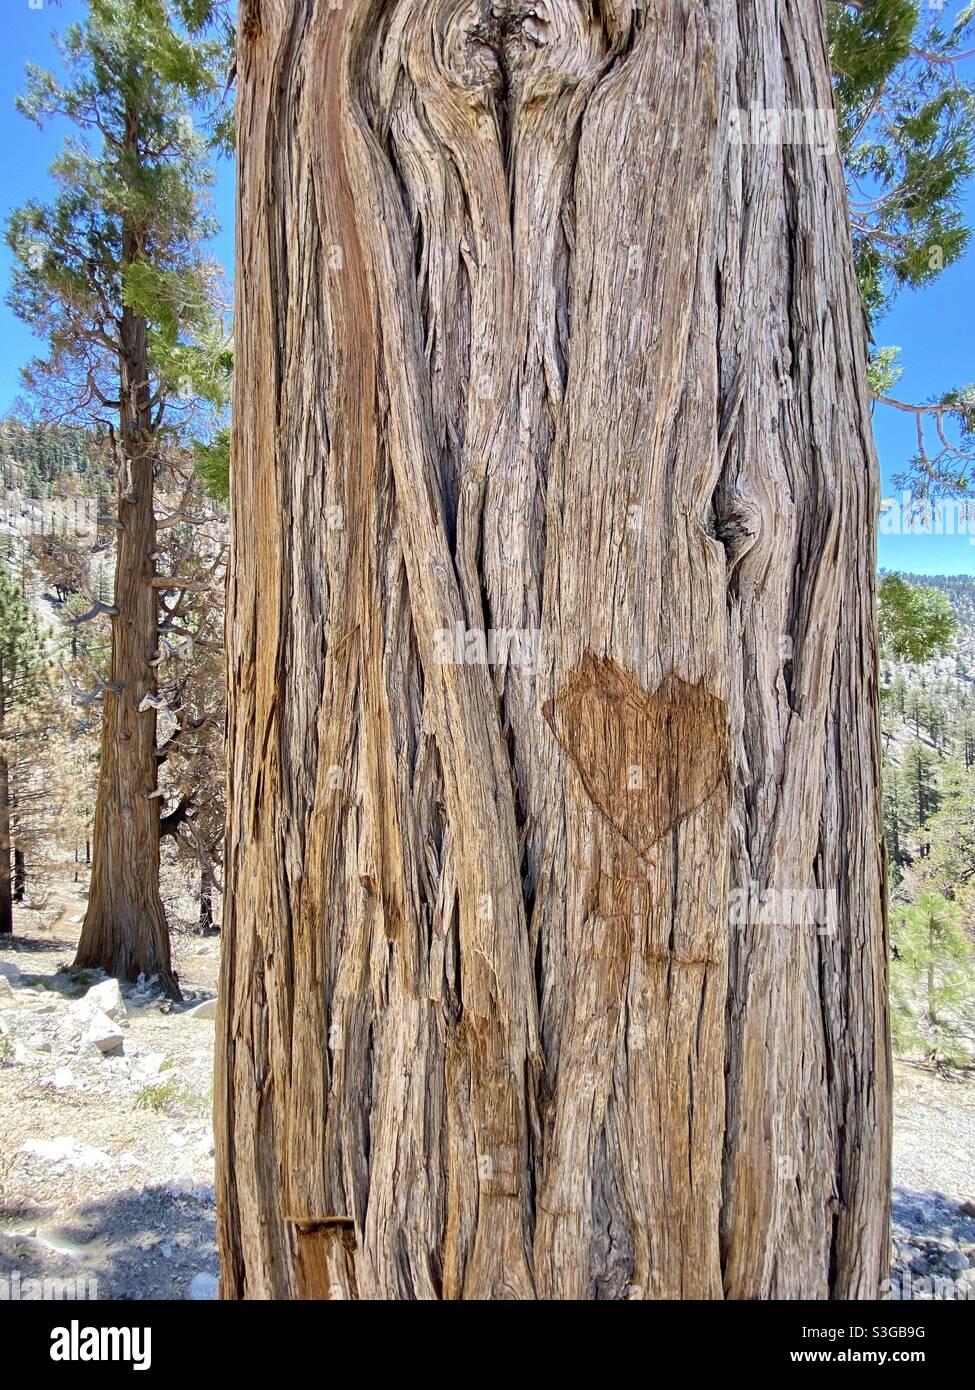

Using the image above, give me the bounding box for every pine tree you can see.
[830,0,975,317]
[5,0,232,992]
[917,758,975,899]
[889,671,908,716]
[882,745,903,879]
[891,891,975,1066]
[906,684,925,737]
[925,694,948,749]
[878,572,956,663]
[899,738,941,834]
[0,563,43,934]
[961,715,975,769]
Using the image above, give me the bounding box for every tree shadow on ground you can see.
[893,1185,975,1243]
[0,960,102,1001]
[0,935,79,957]
[0,1184,218,1300]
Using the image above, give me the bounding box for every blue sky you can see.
[0,0,972,576]
[0,0,233,401]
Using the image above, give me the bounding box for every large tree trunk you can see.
[0,665,10,937]
[217,0,890,1300]
[0,750,11,937]
[74,295,175,995]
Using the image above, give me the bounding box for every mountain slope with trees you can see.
[882,572,975,1066]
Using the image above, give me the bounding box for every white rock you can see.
[195,1129,215,1158]
[0,976,15,1001]
[83,1009,124,1055]
[66,1000,90,1027]
[187,997,217,1020]
[185,1272,219,1300]
[82,978,127,1021]
[28,1034,52,1053]
[52,1067,78,1090]
[22,1136,109,1168]
[138,1052,168,1077]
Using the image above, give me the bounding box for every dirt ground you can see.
[0,877,220,1300]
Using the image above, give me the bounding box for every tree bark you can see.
[217,0,890,1300]
[0,752,11,937]
[13,848,24,904]
[0,660,10,937]
[199,874,215,934]
[74,269,175,993]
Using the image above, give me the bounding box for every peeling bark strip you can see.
[217,0,890,1300]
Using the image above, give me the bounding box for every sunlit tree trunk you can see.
[0,658,11,936]
[217,0,890,1300]
[74,103,174,995]
[75,305,173,992]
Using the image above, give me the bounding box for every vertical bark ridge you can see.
[218,0,306,1299]
[347,20,541,1296]
[715,0,889,1300]
[530,0,729,1299]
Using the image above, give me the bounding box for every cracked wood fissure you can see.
[216,0,890,1300]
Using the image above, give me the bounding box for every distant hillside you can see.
[0,420,112,497]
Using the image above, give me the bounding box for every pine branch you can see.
[57,660,122,707]
[66,599,119,626]
[150,576,221,593]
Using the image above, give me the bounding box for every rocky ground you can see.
[891,1062,975,1299]
[2,885,974,1301]
[0,881,220,1301]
